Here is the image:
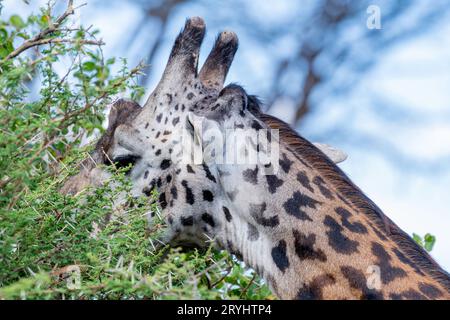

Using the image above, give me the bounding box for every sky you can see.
[3,0,450,271]
[339,19,450,269]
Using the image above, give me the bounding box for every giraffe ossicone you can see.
[61,17,450,300]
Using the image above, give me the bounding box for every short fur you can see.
[249,103,450,292]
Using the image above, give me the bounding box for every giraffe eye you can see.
[106,155,141,170]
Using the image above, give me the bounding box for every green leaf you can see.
[0,41,14,59]
[39,15,49,28]
[412,233,423,247]
[17,32,30,40]
[0,28,8,42]
[0,48,9,59]
[82,61,97,71]
[412,233,436,252]
[423,233,436,252]
[10,15,26,29]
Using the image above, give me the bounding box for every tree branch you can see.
[5,38,104,62]
[1,0,91,62]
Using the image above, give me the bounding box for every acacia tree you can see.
[0,0,273,299]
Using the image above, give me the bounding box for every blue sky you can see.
[340,19,450,269]
[4,0,450,270]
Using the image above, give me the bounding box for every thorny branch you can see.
[1,0,95,62]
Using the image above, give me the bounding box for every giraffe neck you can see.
[214,143,450,300]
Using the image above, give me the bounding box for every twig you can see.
[5,38,104,62]
[239,273,257,299]
[54,64,143,128]
[1,0,91,62]
[210,267,232,289]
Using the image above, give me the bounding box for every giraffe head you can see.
[61,17,239,244]
[61,17,345,247]
[62,20,229,185]
[60,18,450,299]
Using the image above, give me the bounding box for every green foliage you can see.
[412,233,436,252]
[0,163,272,299]
[0,1,273,300]
[0,1,144,205]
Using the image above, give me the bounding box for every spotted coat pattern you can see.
[61,17,450,300]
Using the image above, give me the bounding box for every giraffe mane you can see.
[247,96,450,292]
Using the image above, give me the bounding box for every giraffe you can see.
[61,17,450,300]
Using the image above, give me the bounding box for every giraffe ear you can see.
[313,143,348,164]
[185,112,220,143]
[185,112,203,146]
[185,112,224,165]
